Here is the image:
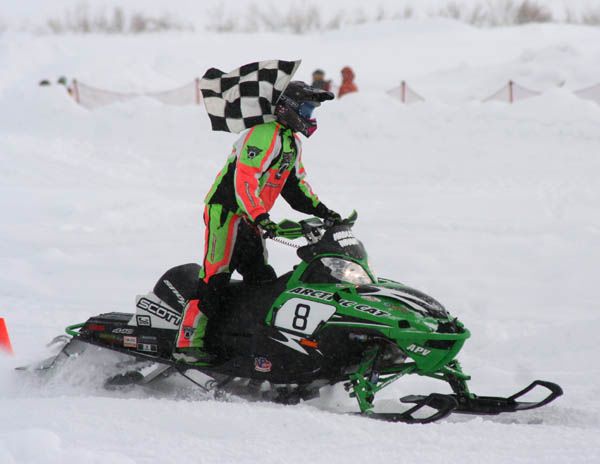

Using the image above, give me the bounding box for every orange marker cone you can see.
[0,318,14,355]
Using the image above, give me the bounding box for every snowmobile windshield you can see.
[297,224,368,263]
[320,257,373,285]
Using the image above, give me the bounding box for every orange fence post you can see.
[0,318,14,355]
[72,79,80,104]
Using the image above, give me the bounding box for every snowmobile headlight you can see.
[321,257,373,285]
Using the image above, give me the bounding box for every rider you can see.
[175,81,340,362]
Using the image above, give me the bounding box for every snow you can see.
[1,13,600,464]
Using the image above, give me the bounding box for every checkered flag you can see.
[199,59,301,133]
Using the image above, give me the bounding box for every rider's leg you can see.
[175,205,241,354]
[234,220,277,284]
[185,272,230,350]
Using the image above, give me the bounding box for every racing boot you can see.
[173,300,212,364]
[173,280,216,365]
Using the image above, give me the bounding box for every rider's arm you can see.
[234,123,281,221]
[281,152,329,217]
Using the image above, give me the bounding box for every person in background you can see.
[311,69,331,92]
[338,66,358,98]
[57,76,73,96]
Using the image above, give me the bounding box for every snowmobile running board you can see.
[401,380,563,416]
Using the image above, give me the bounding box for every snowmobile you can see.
[26,212,562,423]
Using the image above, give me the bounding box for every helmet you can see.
[275,81,334,137]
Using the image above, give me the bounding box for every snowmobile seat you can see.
[153,263,202,314]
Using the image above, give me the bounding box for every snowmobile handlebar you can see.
[273,210,358,241]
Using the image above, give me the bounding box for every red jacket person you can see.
[338,66,358,98]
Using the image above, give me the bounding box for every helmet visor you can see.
[298,101,317,119]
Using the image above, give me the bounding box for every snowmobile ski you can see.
[400,380,563,416]
[355,393,458,424]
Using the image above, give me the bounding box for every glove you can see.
[316,203,342,227]
[254,213,279,239]
[324,210,342,227]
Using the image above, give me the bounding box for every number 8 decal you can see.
[292,304,311,331]
[274,298,336,335]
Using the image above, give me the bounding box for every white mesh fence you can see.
[146,80,201,106]
[574,83,600,104]
[386,81,425,103]
[482,85,507,103]
[72,81,135,109]
[71,79,201,109]
[512,81,542,101]
[483,80,541,103]
[68,78,600,109]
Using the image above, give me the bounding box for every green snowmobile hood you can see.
[265,216,470,374]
